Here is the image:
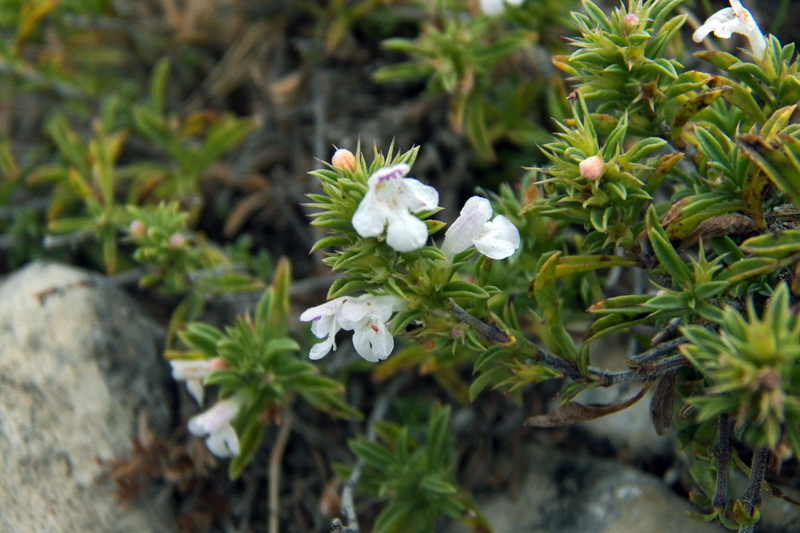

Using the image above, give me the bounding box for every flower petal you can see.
[338,295,401,329]
[480,0,505,15]
[188,397,241,436]
[442,196,493,259]
[309,337,335,360]
[385,210,430,252]
[397,178,440,213]
[205,424,240,457]
[352,191,388,238]
[474,215,521,260]
[352,322,394,362]
[186,379,205,405]
[692,7,735,42]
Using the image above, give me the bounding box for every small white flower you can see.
[300,298,346,360]
[692,0,766,60]
[480,0,524,16]
[338,295,406,363]
[300,294,406,362]
[441,196,521,261]
[352,163,439,253]
[188,396,242,457]
[170,359,211,405]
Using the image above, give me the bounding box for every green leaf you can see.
[373,499,420,533]
[133,105,173,151]
[267,257,292,338]
[646,205,692,285]
[426,406,450,470]
[179,322,225,355]
[419,475,457,495]
[534,252,578,360]
[718,257,779,283]
[553,254,639,278]
[469,366,509,402]
[738,134,800,209]
[349,439,395,471]
[665,71,713,99]
[741,230,800,258]
[439,281,490,299]
[465,91,495,162]
[150,58,171,115]
[709,76,767,125]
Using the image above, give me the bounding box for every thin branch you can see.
[713,413,731,511]
[595,354,689,386]
[269,408,293,533]
[516,334,689,386]
[445,300,511,345]
[739,447,770,533]
[628,337,687,364]
[42,230,94,249]
[334,374,411,533]
[444,302,690,386]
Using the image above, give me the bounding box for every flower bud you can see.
[331,148,355,171]
[579,155,605,180]
[623,13,639,26]
[208,357,232,371]
[129,219,146,238]
[168,233,186,249]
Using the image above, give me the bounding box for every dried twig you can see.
[334,373,411,533]
[269,408,294,533]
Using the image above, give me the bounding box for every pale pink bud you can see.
[168,233,185,249]
[208,357,232,371]
[623,14,639,26]
[331,148,355,171]
[129,219,146,238]
[579,155,605,180]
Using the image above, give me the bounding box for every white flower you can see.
[692,0,766,60]
[441,196,521,261]
[338,295,405,363]
[188,396,242,457]
[170,359,211,405]
[300,294,406,362]
[299,298,346,360]
[352,163,439,253]
[480,0,524,16]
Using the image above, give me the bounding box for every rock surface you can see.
[0,261,174,532]
[449,443,722,533]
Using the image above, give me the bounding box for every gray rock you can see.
[449,443,722,533]
[0,261,174,532]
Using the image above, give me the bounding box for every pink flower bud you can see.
[208,357,232,371]
[168,233,185,249]
[579,155,605,181]
[129,219,146,238]
[623,13,639,26]
[331,148,355,171]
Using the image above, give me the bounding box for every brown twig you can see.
[269,408,293,533]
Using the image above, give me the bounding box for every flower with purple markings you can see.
[301,294,406,362]
[188,396,242,457]
[441,196,521,261]
[352,163,439,252]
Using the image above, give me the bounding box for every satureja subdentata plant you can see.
[160,0,800,532]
